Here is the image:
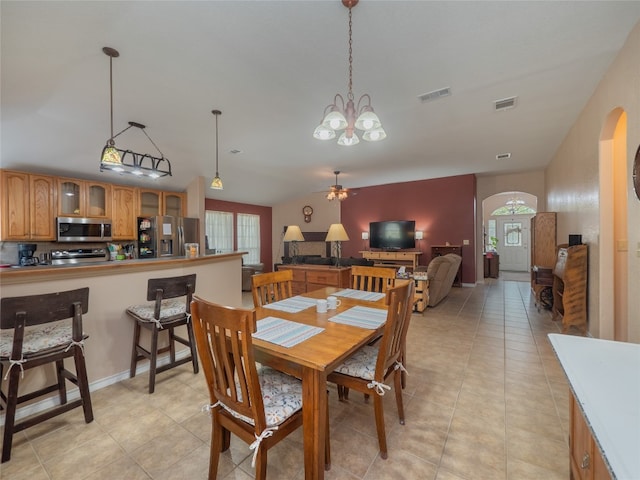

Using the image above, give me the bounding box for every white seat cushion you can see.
[0,320,76,357]
[126,299,186,322]
[333,344,378,381]
[220,365,303,427]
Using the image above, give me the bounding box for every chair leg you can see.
[148,326,159,394]
[55,359,68,405]
[255,447,268,480]
[209,420,223,480]
[394,371,405,425]
[130,322,141,378]
[1,365,20,463]
[186,322,200,374]
[373,394,388,459]
[169,327,176,364]
[73,346,94,423]
[325,390,331,470]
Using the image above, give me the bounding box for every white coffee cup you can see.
[327,296,341,310]
[316,299,328,313]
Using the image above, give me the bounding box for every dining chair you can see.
[251,269,294,307]
[327,281,414,459]
[127,273,199,393]
[0,287,93,463]
[190,296,330,479]
[350,265,397,293]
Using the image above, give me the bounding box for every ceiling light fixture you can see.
[99,47,172,178]
[313,0,386,146]
[210,109,223,190]
[327,170,349,201]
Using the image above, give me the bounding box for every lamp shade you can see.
[325,224,349,242]
[361,231,369,240]
[283,225,305,242]
[415,231,424,240]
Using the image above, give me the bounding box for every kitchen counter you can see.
[0,252,241,285]
[548,334,640,480]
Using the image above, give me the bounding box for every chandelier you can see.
[506,197,525,214]
[99,47,172,178]
[313,0,386,146]
[327,171,349,201]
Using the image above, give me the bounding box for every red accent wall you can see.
[204,199,273,271]
[340,174,476,283]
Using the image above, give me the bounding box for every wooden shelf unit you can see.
[530,212,557,298]
[360,251,421,270]
[412,277,429,312]
[431,245,462,287]
[276,264,351,296]
[552,244,588,333]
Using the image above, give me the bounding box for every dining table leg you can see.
[302,366,327,480]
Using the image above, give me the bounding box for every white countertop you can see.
[548,334,640,480]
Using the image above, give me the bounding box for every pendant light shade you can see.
[210,109,223,190]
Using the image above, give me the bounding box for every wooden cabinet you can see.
[570,394,611,480]
[361,251,422,270]
[277,265,351,295]
[483,253,499,278]
[1,170,56,241]
[112,185,137,240]
[431,245,462,286]
[163,192,186,217]
[552,244,588,333]
[58,178,111,218]
[531,212,557,290]
[139,189,186,216]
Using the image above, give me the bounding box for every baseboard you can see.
[0,349,192,427]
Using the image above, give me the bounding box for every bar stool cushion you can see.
[126,299,186,323]
[332,345,377,381]
[0,320,81,357]
[219,365,303,427]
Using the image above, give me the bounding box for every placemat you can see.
[332,289,386,301]
[329,305,388,329]
[253,317,324,348]
[262,295,318,313]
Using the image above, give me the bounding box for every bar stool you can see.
[0,287,93,463]
[127,274,198,393]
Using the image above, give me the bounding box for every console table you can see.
[276,264,351,296]
[360,251,421,270]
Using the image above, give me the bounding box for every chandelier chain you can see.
[347,6,354,100]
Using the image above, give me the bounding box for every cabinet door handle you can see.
[581,452,590,469]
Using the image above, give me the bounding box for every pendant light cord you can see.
[109,55,115,145]
[347,6,354,101]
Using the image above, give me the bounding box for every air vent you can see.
[496,153,512,160]
[229,149,242,154]
[494,96,517,111]
[418,87,451,103]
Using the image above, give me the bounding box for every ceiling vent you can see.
[494,96,518,111]
[229,149,242,154]
[496,153,512,160]
[418,87,451,103]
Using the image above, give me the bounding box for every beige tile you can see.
[31,420,106,462]
[506,426,569,473]
[507,458,568,480]
[363,450,438,480]
[82,456,152,480]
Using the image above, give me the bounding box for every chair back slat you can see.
[375,281,413,378]
[351,266,396,293]
[1,287,89,329]
[251,270,293,307]
[191,296,267,432]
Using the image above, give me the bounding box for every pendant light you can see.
[313,0,386,146]
[210,109,223,190]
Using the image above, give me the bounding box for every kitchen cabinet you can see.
[570,390,611,480]
[163,192,186,217]
[139,189,186,217]
[58,178,111,218]
[112,185,137,240]
[1,170,56,241]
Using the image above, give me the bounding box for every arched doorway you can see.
[482,192,537,272]
[599,108,628,341]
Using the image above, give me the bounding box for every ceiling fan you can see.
[326,170,352,201]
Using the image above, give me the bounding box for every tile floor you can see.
[1,275,577,480]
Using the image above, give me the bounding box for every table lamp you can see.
[325,224,349,266]
[283,225,305,262]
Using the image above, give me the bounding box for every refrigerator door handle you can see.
[178,225,184,255]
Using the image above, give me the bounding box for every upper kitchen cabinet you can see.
[1,170,56,241]
[163,192,186,217]
[58,178,111,218]
[139,189,161,216]
[112,185,137,240]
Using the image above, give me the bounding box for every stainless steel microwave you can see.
[57,217,113,242]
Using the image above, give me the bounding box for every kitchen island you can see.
[1,252,244,409]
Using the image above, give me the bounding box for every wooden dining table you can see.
[251,286,388,480]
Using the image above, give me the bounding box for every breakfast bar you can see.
[1,253,244,399]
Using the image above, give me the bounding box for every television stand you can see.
[360,251,421,270]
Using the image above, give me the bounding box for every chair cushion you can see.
[333,345,378,381]
[220,365,303,428]
[0,320,76,357]
[126,299,186,322]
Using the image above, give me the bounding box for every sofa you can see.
[426,253,462,306]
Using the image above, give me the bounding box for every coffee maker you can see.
[18,243,39,266]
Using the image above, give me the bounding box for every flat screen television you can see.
[369,220,415,250]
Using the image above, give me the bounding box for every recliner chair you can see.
[426,254,462,306]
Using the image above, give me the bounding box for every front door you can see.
[497,217,530,271]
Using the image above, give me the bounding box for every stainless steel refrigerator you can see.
[137,216,199,258]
